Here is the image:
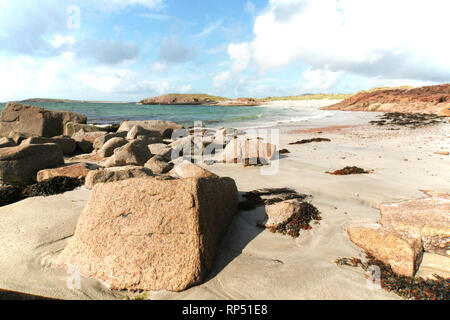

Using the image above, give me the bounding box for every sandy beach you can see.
[0,100,448,300]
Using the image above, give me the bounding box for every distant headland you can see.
[18,98,134,104]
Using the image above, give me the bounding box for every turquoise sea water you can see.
[0,101,332,128]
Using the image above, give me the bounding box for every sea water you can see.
[0,101,334,129]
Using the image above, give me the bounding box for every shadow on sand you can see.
[204,191,267,282]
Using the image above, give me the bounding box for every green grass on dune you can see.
[152,93,228,102]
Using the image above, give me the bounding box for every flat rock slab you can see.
[21,136,77,156]
[347,223,423,277]
[37,163,97,182]
[84,166,153,189]
[53,176,238,292]
[0,143,64,184]
[379,193,450,256]
[415,253,450,280]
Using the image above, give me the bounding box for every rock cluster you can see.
[0,102,86,137]
[347,191,449,277]
[0,103,277,292]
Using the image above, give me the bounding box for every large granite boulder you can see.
[0,102,86,138]
[170,161,217,179]
[148,143,172,160]
[21,136,77,155]
[93,132,127,150]
[144,155,173,174]
[118,120,183,138]
[348,223,424,277]
[36,162,96,182]
[72,131,106,154]
[378,193,450,256]
[64,122,108,137]
[104,140,152,168]
[0,143,64,184]
[53,175,239,291]
[221,137,277,164]
[97,137,128,158]
[169,136,203,159]
[126,125,162,141]
[84,166,154,189]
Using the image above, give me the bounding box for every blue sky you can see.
[0,0,449,101]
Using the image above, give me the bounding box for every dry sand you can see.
[0,101,448,300]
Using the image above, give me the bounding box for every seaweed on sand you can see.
[369,113,447,129]
[266,202,321,238]
[335,254,449,300]
[326,166,372,175]
[289,138,331,145]
[239,188,321,238]
[0,176,84,207]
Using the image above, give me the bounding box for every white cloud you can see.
[213,71,232,88]
[0,53,76,100]
[302,68,342,91]
[225,0,450,87]
[0,53,168,101]
[0,0,165,56]
[180,84,192,93]
[150,61,167,73]
[158,36,198,64]
[75,39,140,65]
[228,43,251,73]
[191,19,226,38]
[50,35,75,48]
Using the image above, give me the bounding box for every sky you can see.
[0,0,449,102]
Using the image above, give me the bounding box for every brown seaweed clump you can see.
[326,166,372,175]
[289,138,331,145]
[0,176,84,207]
[335,254,449,300]
[266,202,321,238]
[369,113,447,129]
[239,188,321,238]
[238,188,309,211]
[279,149,290,154]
